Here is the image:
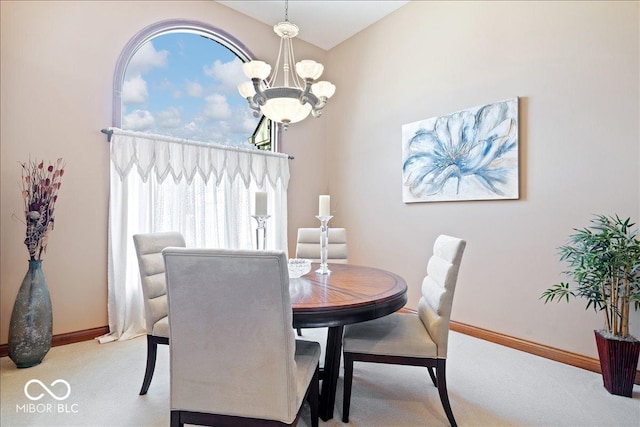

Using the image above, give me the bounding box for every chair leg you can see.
[342,353,354,423]
[139,335,158,395]
[436,359,457,427]
[309,364,319,427]
[297,328,302,336]
[427,366,437,387]
[170,410,182,427]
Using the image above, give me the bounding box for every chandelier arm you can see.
[314,98,327,110]
[299,80,319,106]
[246,96,261,112]
[269,37,285,88]
[311,97,328,118]
[287,38,303,89]
[243,94,261,118]
[310,90,329,117]
[252,78,267,106]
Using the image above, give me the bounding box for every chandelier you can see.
[237,0,336,129]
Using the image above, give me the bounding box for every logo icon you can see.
[24,379,71,401]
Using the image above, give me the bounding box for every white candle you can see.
[255,191,268,216]
[319,195,330,217]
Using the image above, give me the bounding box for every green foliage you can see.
[541,214,640,338]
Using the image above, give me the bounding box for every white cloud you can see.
[205,109,259,147]
[123,109,155,131]
[127,42,169,75]
[203,58,246,93]
[157,107,182,129]
[228,109,260,135]
[209,122,232,144]
[185,80,203,97]
[119,40,260,147]
[241,115,259,134]
[202,94,232,120]
[122,74,148,105]
[186,121,198,132]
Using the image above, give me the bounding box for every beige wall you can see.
[0,0,327,344]
[325,0,640,362]
[1,0,639,369]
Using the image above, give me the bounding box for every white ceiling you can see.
[216,1,409,50]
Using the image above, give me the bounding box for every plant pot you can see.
[8,260,53,368]
[594,329,640,397]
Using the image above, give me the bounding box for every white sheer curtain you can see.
[99,128,290,343]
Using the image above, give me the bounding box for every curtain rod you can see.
[100,128,294,160]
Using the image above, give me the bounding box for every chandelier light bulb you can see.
[311,81,336,99]
[295,60,324,80]
[237,81,256,98]
[261,97,312,125]
[243,61,271,80]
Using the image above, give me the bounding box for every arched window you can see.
[104,20,290,344]
[112,19,276,151]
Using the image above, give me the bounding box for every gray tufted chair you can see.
[132,232,186,395]
[342,235,466,427]
[162,248,320,427]
[295,228,348,263]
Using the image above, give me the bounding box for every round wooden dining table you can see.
[290,263,408,421]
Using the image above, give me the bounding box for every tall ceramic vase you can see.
[8,260,53,368]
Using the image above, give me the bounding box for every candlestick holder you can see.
[252,215,270,250]
[315,215,333,274]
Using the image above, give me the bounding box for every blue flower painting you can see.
[402,97,519,203]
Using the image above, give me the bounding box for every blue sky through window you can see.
[122,32,259,147]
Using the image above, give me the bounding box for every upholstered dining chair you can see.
[295,227,348,263]
[162,248,321,427]
[132,231,185,395]
[341,234,466,427]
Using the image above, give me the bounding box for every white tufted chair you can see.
[132,232,186,395]
[342,235,466,427]
[162,248,321,427]
[295,228,348,263]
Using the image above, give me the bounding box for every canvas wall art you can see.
[402,97,519,203]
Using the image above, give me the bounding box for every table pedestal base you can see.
[291,263,408,422]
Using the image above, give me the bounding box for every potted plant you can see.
[541,214,640,397]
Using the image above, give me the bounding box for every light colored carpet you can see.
[1,329,638,427]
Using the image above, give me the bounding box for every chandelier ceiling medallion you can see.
[238,0,336,129]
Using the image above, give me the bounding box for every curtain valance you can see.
[107,128,290,189]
